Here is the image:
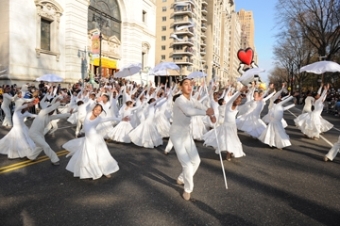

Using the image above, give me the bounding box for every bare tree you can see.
[275,0,340,60]
[268,66,288,89]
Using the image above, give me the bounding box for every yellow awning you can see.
[92,57,117,69]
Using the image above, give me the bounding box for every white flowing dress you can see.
[108,106,137,143]
[63,113,119,180]
[203,91,245,157]
[237,92,275,138]
[96,101,116,139]
[294,89,333,138]
[259,97,294,149]
[129,99,164,148]
[0,105,36,158]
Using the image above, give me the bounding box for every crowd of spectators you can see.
[294,88,340,116]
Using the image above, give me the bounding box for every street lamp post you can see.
[92,12,108,85]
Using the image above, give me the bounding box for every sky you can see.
[235,0,279,82]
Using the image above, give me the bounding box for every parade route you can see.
[0,106,340,226]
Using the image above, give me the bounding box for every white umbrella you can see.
[152,62,180,76]
[187,71,207,79]
[36,74,63,82]
[115,63,142,78]
[237,68,265,85]
[152,69,170,76]
[299,61,340,74]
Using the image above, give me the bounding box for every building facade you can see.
[0,0,156,85]
[237,9,257,63]
[155,0,243,83]
[155,0,205,80]
[227,6,241,80]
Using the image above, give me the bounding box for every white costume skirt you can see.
[96,120,115,139]
[262,114,288,128]
[108,121,133,143]
[63,134,119,180]
[129,118,163,148]
[154,113,170,138]
[190,116,207,141]
[67,113,78,124]
[258,121,291,149]
[0,125,35,158]
[294,112,333,138]
[237,115,267,138]
[203,122,245,158]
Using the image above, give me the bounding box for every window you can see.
[35,0,63,61]
[162,7,167,12]
[88,0,122,40]
[161,45,166,50]
[161,55,166,60]
[162,26,166,31]
[142,10,147,23]
[41,19,51,51]
[162,16,166,21]
[161,36,166,41]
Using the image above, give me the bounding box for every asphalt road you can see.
[0,104,339,226]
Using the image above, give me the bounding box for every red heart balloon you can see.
[237,48,254,65]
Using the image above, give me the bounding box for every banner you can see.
[91,34,100,54]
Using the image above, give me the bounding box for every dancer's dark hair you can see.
[173,93,181,102]
[93,103,106,115]
[148,98,156,104]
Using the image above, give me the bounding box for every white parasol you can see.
[115,63,142,78]
[36,74,63,82]
[187,71,207,79]
[299,61,340,74]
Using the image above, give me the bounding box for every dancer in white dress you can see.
[108,101,137,143]
[96,93,115,139]
[0,102,37,159]
[63,104,120,180]
[203,86,247,160]
[237,90,275,138]
[238,84,256,116]
[294,84,333,139]
[154,96,171,138]
[129,97,165,148]
[262,83,286,124]
[259,96,295,149]
[169,78,215,201]
[1,87,17,128]
[302,92,315,113]
[324,135,340,162]
[27,97,71,165]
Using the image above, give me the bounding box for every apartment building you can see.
[155,0,208,79]
[156,0,243,83]
[238,9,257,63]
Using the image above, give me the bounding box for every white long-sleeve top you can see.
[170,95,207,133]
[29,102,70,135]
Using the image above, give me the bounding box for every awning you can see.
[92,57,117,69]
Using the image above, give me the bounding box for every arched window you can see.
[88,0,121,40]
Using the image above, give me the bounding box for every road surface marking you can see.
[0,150,69,174]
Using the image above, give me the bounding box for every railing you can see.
[171,39,194,46]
